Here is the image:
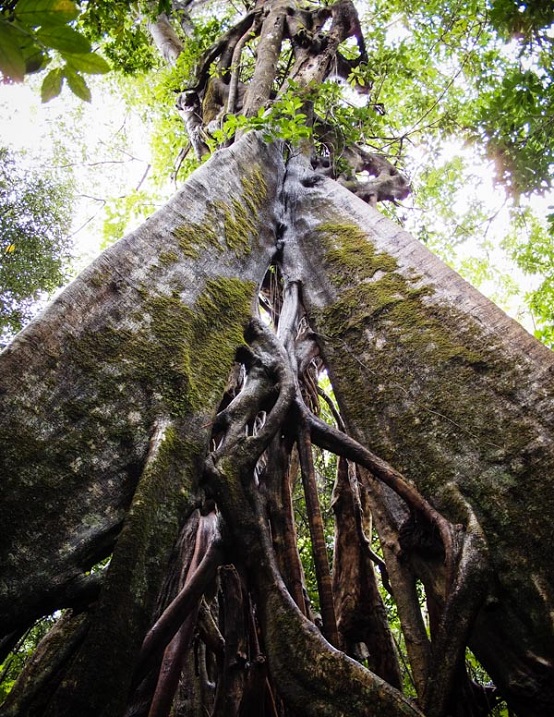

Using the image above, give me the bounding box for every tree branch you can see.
[241,3,287,117]
[147,13,184,64]
[227,18,259,115]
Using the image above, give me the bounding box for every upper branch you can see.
[147,12,184,63]
[159,0,411,204]
[241,2,288,117]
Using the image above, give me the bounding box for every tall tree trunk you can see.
[0,135,283,716]
[1,134,553,717]
[282,154,554,716]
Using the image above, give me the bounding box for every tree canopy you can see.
[0,146,73,343]
[1,2,554,717]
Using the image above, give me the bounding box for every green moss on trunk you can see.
[40,273,257,716]
[73,276,256,418]
[311,222,534,498]
[305,218,554,688]
[170,166,268,259]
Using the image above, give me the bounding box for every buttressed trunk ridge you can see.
[1,133,553,717]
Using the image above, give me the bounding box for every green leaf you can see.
[24,47,49,74]
[40,67,63,101]
[36,25,91,53]
[157,0,172,14]
[15,0,79,28]
[61,51,110,74]
[0,21,26,82]
[63,68,91,101]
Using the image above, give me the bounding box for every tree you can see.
[0,146,73,344]
[1,2,554,717]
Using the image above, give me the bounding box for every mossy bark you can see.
[282,156,554,716]
[0,134,284,715]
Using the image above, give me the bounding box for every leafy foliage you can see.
[0,0,110,101]
[78,0,158,75]
[312,0,550,210]
[503,205,554,347]
[0,147,73,343]
[100,188,161,249]
[489,0,554,40]
[467,65,554,198]
[0,614,60,702]
[211,87,312,147]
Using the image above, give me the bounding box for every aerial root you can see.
[137,513,223,682]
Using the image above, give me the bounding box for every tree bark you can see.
[147,13,184,63]
[0,134,284,715]
[282,153,554,717]
[1,133,554,717]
